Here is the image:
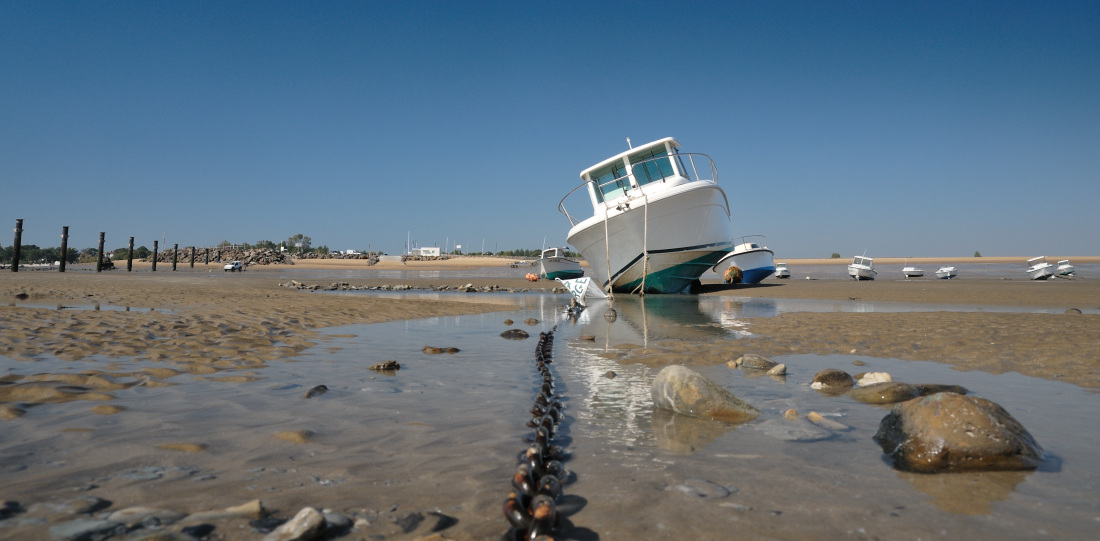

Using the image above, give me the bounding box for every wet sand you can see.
[2,264,1099,539]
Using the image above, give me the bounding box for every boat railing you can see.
[558,152,718,227]
[732,234,767,250]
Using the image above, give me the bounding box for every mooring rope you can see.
[502,329,570,540]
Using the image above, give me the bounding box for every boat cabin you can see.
[1026,256,1049,268]
[579,137,706,209]
[851,255,874,268]
[541,247,569,259]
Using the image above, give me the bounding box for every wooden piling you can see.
[127,237,134,272]
[96,232,105,272]
[190,246,195,268]
[11,219,23,272]
[152,241,158,272]
[172,244,178,271]
[59,226,69,273]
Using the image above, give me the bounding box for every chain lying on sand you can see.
[503,329,570,541]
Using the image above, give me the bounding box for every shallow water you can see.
[2,292,1099,539]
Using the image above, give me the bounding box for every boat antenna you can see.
[626,137,632,149]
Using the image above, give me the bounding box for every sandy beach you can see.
[1,260,1099,539]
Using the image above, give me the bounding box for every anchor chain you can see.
[503,329,570,540]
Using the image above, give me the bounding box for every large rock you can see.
[874,392,1043,473]
[651,365,760,423]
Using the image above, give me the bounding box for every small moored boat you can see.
[711,235,776,284]
[536,247,583,280]
[848,255,877,281]
[935,266,958,279]
[901,259,924,278]
[1056,259,1075,277]
[774,262,791,279]
[1026,256,1056,280]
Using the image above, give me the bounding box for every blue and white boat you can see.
[711,235,776,284]
[558,137,733,294]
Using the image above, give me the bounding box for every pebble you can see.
[578,335,596,341]
[731,353,778,370]
[811,369,855,392]
[856,372,892,386]
[651,365,760,423]
[503,319,513,325]
[524,318,539,325]
[766,363,787,376]
[500,329,529,340]
[806,411,850,431]
[303,385,328,398]
[370,360,400,371]
[605,371,617,379]
[262,506,324,541]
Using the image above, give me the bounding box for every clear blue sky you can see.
[3,1,1098,258]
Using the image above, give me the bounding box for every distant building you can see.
[411,247,440,257]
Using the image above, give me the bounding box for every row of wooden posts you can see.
[8,219,222,273]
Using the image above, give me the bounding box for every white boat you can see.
[774,262,791,279]
[558,137,734,294]
[935,266,958,279]
[901,259,924,278]
[1056,259,1075,276]
[848,255,877,280]
[1026,256,1056,280]
[536,247,583,280]
[711,235,776,284]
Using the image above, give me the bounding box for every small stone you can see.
[605,371,616,379]
[811,369,855,392]
[503,319,513,325]
[733,353,777,370]
[783,409,799,421]
[579,335,596,341]
[524,318,539,325]
[370,360,400,371]
[847,382,920,404]
[422,346,443,354]
[806,411,850,431]
[303,385,328,398]
[857,372,892,386]
[852,360,867,366]
[500,329,529,340]
[765,364,787,376]
[262,506,324,541]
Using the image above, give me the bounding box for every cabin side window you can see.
[630,148,675,186]
[590,161,630,203]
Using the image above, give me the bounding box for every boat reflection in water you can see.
[563,295,777,454]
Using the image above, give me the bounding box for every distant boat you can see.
[774,262,791,279]
[901,259,924,278]
[1056,259,1075,277]
[536,247,583,280]
[711,235,776,284]
[935,266,958,279]
[1026,256,1056,280]
[848,255,877,281]
[558,137,733,294]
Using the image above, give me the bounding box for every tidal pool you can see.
[1,292,1097,540]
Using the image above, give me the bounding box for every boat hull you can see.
[902,267,924,278]
[538,257,583,280]
[567,182,733,294]
[1027,266,1055,280]
[848,266,876,280]
[935,267,957,279]
[713,248,776,284]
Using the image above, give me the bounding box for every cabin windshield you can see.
[589,160,630,203]
[630,148,676,187]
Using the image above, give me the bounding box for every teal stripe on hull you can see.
[542,270,584,280]
[612,251,726,294]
